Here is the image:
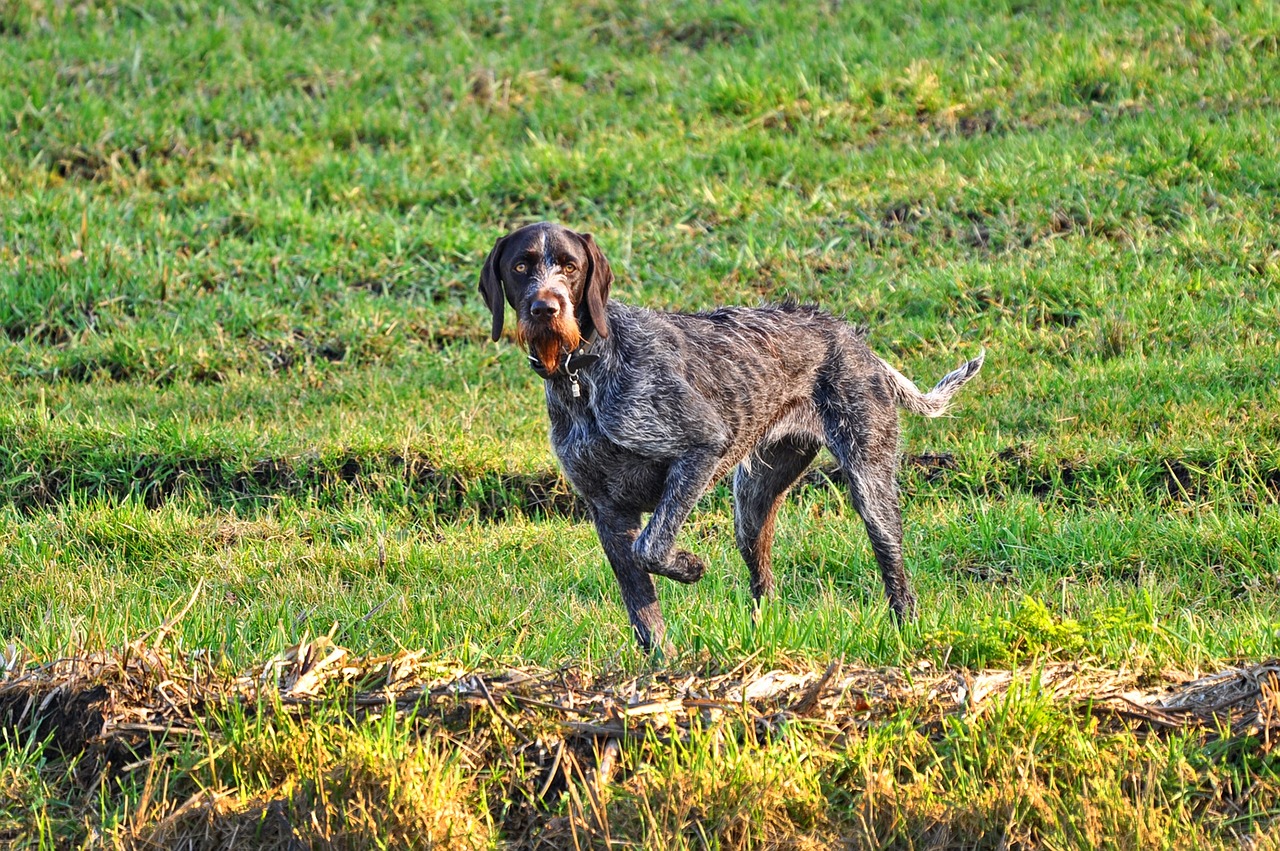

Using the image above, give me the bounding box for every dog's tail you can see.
[879,349,985,417]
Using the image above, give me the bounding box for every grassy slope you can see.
[2,0,1280,846]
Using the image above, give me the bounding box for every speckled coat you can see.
[480,222,984,651]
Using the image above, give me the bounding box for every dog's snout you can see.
[530,299,560,319]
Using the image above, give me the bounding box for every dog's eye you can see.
[514,263,527,273]
[563,263,577,273]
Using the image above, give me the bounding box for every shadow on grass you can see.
[4,442,1277,520]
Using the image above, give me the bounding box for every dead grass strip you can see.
[4,632,1280,846]
[4,634,1280,762]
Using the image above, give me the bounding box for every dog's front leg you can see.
[633,447,722,584]
[592,508,668,652]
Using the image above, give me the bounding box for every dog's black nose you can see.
[530,299,560,319]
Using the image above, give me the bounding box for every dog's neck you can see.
[527,341,599,379]
[528,304,632,407]
[530,308,609,369]
[526,298,601,375]
[527,300,622,380]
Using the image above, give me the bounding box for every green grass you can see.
[2,0,1280,846]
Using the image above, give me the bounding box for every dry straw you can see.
[4,601,1280,847]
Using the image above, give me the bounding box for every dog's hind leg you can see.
[841,458,916,622]
[818,384,918,623]
[733,436,821,601]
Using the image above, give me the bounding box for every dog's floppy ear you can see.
[575,231,613,339]
[478,234,510,342]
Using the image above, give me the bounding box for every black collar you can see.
[528,345,599,379]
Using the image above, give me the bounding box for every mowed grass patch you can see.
[4,0,1280,846]
[4,490,1277,671]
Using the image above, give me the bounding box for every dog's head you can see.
[478,222,613,374]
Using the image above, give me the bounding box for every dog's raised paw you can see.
[656,550,706,584]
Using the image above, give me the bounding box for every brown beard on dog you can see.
[518,311,582,375]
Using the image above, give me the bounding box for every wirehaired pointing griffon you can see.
[479,222,984,651]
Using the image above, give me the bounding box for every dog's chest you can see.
[545,383,669,510]
[546,383,624,464]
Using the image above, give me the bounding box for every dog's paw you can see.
[654,550,706,584]
[670,550,706,583]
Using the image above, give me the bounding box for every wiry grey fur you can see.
[479,222,985,652]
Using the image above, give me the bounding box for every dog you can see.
[479,222,984,651]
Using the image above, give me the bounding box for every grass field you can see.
[2,0,1279,846]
